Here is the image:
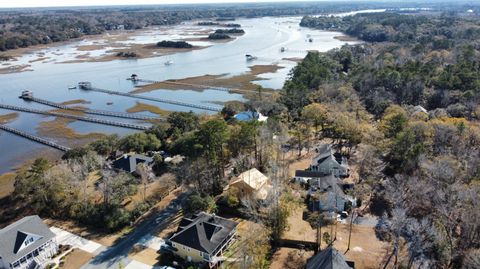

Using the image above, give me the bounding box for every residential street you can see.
[80,192,188,269]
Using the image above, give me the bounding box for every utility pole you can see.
[346,209,355,253]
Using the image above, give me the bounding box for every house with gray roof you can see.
[309,144,349,178]
[168,212,238,268]
[306,246,354,269]
[0,216,57,269]
[112,154,153,174]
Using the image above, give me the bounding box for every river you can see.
[0,15,361,173]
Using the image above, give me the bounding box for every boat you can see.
[164,60,173,66]
[245,54,257,61]
[280,47,286,52]
[68,86,77,90]
[308,38,313,43]
[106,102,114,105]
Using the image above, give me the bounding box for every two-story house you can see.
[168,212,238,268]
[0,216,58,269]
[309,144,349,178]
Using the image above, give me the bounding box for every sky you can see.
[0,0,326,8]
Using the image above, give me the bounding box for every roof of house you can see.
[169,212,238,255]
[413,105,428,114]
[295,170,327,178]
[0,216,56,265]
[312,144,336,165]
[234,111,268,122]
[230,168,269,191]
[112,154,153,173]
[306,246,353,269]
[310,173,339,191]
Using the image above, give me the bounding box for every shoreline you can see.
[132,64,282,97]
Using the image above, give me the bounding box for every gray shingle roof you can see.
[307,246,353,269]
[0,216,55,265]
[112,154,153,173]
[169,212,238,255]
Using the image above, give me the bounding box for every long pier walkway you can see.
[79,83,222,112]
[20,95,160,121]
[130,78,274,96]
[0,124,71,151]
[0,104,149,130]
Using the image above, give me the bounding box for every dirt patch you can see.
[62,248,93,269]
[0,173,15,199]
[269,248,311,269]
[125,175,175,211]
[133,64,283,95]
[0,113,19,124]
[126,102,171,117]
[128,246,160,266]
[28,57,50,63]
[330,224,389,269]
[76,44,110,51]
[283,205,317,241]
[334,35,359,42]
[0,64,33,74]
[60,99,92,106]
[282,57,303,63]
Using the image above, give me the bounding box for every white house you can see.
[0,216,58,269]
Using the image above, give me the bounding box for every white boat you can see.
[245,54,257,61]
[164,60,173,66]
[68,86,76,90]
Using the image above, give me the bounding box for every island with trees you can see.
[156,40,193,49]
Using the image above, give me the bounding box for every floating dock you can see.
[19,93,161,121]
[0,124,71,151]
[0,104,149,130]
[78,82,223,112]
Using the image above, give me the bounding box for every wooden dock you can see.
[79,83,223,112]
[0,104,149,130]
[0,124,71,151]
[129,78,274,96]
[19,95,161,121]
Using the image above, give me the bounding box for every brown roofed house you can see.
[226,168,272,201]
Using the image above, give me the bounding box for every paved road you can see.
[81,192,188,269]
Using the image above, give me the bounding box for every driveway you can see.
[51,226,105,255]
[80,192,188,269]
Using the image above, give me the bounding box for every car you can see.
[159,266,176,269]
[340,211,349,218]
